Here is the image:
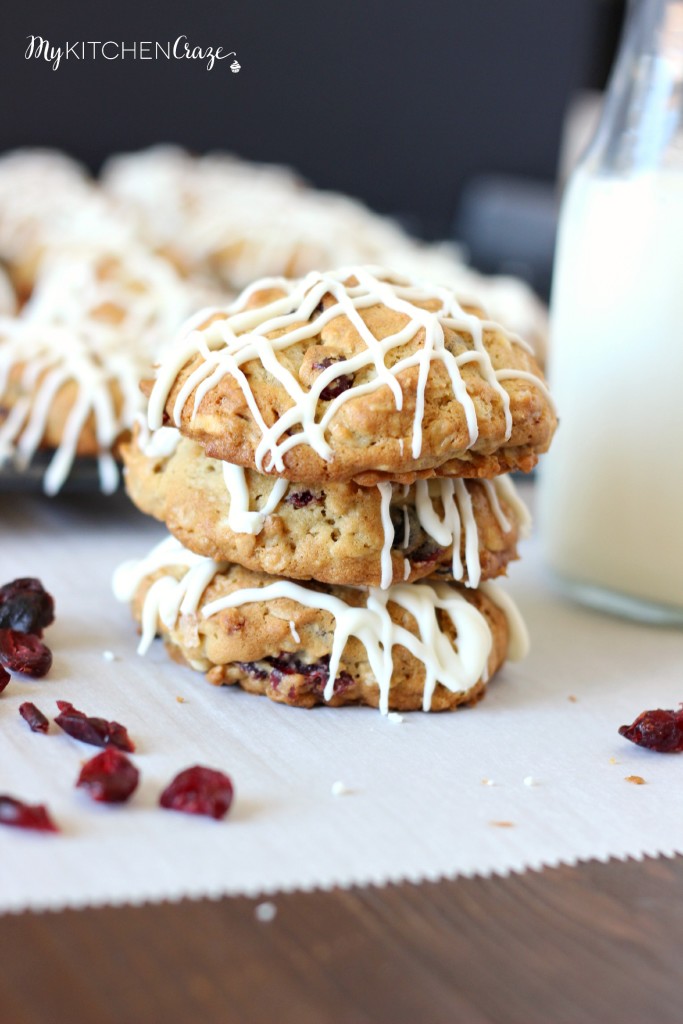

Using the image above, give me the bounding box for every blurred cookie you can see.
[101,146,406,290]
[0,247,196,493]
[0,149,136,300]
[0,322,141,494]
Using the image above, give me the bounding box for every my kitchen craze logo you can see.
[25,35,241,72]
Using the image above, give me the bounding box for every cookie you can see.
[0,149,136,300]
[113,535,528,712]
[122,424,530,588]
[0,323,141,494]
[0,247,194,493]
[23,246,195,358]
[146,267,556,485]
[102,147,406,290]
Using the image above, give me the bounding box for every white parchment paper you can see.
[0,484,682,914]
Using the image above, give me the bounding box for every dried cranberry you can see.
[389,506,411,549]
[320,375,354,401]
[54,701,135,752]
[410,541,446,566]
[388,508,446,564]
[269,653,330,691]
[0,795,58,832]
[242,653,353,697]
[619,708,683,752]
[160,766,234,820]
[19,702,49,733]
[107,720,135,751]
[311,356,355,401]
[77,748,140,803]
[311,356,336,371]
[0,665,10,693]
[0,629,52,677]
[285,489,324,510]
[236,661,269,681]
[0,578,54,634]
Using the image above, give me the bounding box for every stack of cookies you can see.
[114,266,556,713]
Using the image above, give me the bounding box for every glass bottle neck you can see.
[585,0,683,175]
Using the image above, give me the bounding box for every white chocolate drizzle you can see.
[148,266,553,476]
[410,476,529,588]
[289,620,301,643]
[387,240,549,364]
[377,482,395,589]
[222,462,288,535]
[113,536,214,652]
[112,534,528,714]
[142,425,182,459]
[479,582,530,661]
[485,475,532,539]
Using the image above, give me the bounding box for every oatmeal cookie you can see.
[145,267,556,485]
[114,535,528,712]
[122,425,530,588]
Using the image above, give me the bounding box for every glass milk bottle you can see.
[539,0,683,623]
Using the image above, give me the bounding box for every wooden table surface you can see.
[2,854,681,1024]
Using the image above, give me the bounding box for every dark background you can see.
[1,0,624,238]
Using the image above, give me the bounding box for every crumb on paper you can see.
[288,621,300,644]
[523,776,539,787]
[481,778,495,787]
[387,711,404,724]
[609,757,619,765]
[176,696,187,704]
[331,780,352,797]
[490,820,515,829]
[568,695,578,703]
[625,775,646,785]
[255,901,277,923]
[102,651,116,662]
